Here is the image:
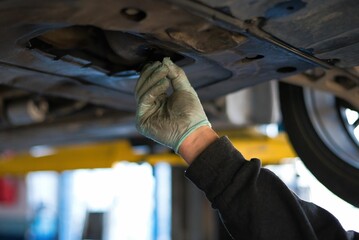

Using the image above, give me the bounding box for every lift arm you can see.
[0,133,296,175]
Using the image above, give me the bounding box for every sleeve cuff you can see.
[185,136,247,201]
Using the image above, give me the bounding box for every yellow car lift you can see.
[0,132,296,176]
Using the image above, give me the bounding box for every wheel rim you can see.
[303,88,359,169]
[339,106,359,146]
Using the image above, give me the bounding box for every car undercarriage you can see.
[0,0,358,206]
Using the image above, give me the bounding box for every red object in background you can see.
[0,177,18,205]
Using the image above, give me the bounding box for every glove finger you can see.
[138,78,170,106]
[162,58,192,91]
[136,64,169,102]
[135,61,161,96]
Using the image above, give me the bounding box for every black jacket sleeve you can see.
[185,136,358,240]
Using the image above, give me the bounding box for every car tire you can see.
[279,82,359,207]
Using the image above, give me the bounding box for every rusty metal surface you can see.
[196,0,359,68]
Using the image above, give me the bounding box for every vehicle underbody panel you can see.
[0,0,358,150]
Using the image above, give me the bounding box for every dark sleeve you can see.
[185,136,358,240]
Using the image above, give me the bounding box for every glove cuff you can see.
[174,120,212,153]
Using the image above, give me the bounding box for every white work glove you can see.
[135,58,211,153]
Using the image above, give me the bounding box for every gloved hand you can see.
[135,57,211,153]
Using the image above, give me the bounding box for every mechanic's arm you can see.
[178,125,218,164]
[135,58,357,240]
[183,129,356,240]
